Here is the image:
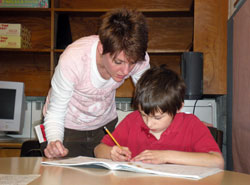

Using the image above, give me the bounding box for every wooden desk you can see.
[0,157,250,185]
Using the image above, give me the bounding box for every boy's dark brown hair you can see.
[98,8,148,63]
[133,65,186,116]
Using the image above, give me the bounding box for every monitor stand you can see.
[0,132,16,142]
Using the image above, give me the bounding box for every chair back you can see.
[208,127,223,151]
[20,140,43,157]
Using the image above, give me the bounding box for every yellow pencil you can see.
[104,126,121,149]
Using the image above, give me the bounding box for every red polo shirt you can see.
[101,111,221,158]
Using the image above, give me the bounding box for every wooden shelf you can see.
[54,8,193,13]
[54,0,193,11]
[0,0,227,96]
[0,8,51,16]
[147,49,189,53]
[0,11,51,51]
[0,48,51,53]
[54,49,64,53]
[0,8,51,11]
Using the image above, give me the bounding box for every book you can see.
[0,35,31,48]
[41,156,223,180]
[0,0,49,8]
[0,23,30,36]
[34,124,46,143]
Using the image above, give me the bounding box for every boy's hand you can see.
[131,150,166,164]
[110,146,131,162]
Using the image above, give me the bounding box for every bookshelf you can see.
[0,0,227,97]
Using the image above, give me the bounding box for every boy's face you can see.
[139,109,174,137]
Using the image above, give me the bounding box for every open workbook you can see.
[41,156,223,180]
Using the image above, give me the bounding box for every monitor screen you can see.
[0,81,25,135]
[0,89,16,120]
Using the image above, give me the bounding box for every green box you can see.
[0,0,49,8]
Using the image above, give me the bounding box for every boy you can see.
[94,66,224,169]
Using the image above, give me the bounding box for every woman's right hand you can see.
[44,140,69,158]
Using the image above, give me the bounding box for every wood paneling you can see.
[116,53,181,97]
[0,10,51,96]
[57,0,193,11]
[69,16,193,53]
[116,78,134,98]
[148,17,193,52]
[150,54,181,74]
[69,16,101,41]
[0,11,51,50]
[194,0,228,94]
[60,4,194,98]
[0,0,228,96]
[0,52,51,96]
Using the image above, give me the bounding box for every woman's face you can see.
[99,50,136,82]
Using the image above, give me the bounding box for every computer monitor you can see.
[0,81,25,140]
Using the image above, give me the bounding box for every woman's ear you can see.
[97,41,103,55]
[177,102,184,113]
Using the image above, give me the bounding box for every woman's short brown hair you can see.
[133,65,186,116]
[98,8,148,63]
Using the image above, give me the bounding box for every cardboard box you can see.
[0,23,30,36]
[0,23,31,48]
[0,0,49,8]
[0,35,31,48]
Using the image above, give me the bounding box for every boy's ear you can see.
[177,102,184,113]
[97,41,103,55]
